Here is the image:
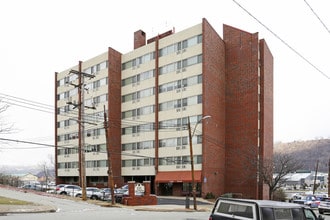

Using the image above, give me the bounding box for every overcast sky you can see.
[0,0,329,167]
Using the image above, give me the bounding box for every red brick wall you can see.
[108,47,124,187]
[259,39,274,199]
[223,24,261,199]
[121,181,157,206]
[201,18,226,198]
[134,30,146,49]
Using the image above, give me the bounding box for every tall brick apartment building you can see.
[55,18,273,199]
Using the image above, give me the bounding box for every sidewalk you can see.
[0,200,213,215]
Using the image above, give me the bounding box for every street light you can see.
[188,115,211,210]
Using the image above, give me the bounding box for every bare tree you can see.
[261,153,303,200]
[38,157,55,191]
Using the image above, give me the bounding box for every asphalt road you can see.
[0,187,211,220]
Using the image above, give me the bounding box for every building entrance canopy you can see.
[155,171,202,183]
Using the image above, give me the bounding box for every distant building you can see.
[55,18,273,199]
[282,171,329,190]
[19,173,38,185]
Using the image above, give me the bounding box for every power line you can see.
[303,0,330,35]
[0,93,53,110]
[0,137,54,148]
[232,0,330,80]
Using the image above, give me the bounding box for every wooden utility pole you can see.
[103,105,115,204]
[188,115,211,211]
[328,157,330,197]
[187,117,196,210]
[72,61,87,201]
[66,66,95,201]
[312,160,319,195]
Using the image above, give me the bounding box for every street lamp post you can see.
[188,115,211,210]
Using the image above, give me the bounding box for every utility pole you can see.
[187,116,196,210]
[66,64,95,201]
[328,157,330,197]
[312,160,319,195]
[103,105,115,204]
[188,115,211,211]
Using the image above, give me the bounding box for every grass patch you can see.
[0,196,34,205]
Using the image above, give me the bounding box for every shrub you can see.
[205,192,215,199]
[272,188,286,201]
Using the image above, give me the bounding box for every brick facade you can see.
[223,24,273,199]
[107,47,124,186]
[201,19,226,198]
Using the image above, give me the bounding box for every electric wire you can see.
[232,0,330,80]
[303,0,330,34]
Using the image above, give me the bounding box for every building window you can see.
[122,52,155,70]
[122,87,155,103]
[159,34,202,57]
[122,69,155,86]
[122,158,154,167]
[159,95,202,112]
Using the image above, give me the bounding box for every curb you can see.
[0,205,57,215]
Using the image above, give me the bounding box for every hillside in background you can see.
[274,139,330,172]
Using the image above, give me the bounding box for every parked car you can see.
[100,188,126,202]
[209,197,324,220]
[56,184,81,195]
[293,195,319,208]
[318,197,330,214]
[122,183,145,196]
[70,187,103,200]
[20,184,37,190]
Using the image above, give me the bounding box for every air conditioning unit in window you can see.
[176,146,181,150]
[176,51,181,55]
[176,165,181,169]
[182,165,186,168]
[176,70,181,74]
[182,146,186,149]
[176,108,181,112]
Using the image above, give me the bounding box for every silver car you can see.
[71,187,103,200]
[56,184,81,195]
[318,197,330,214]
